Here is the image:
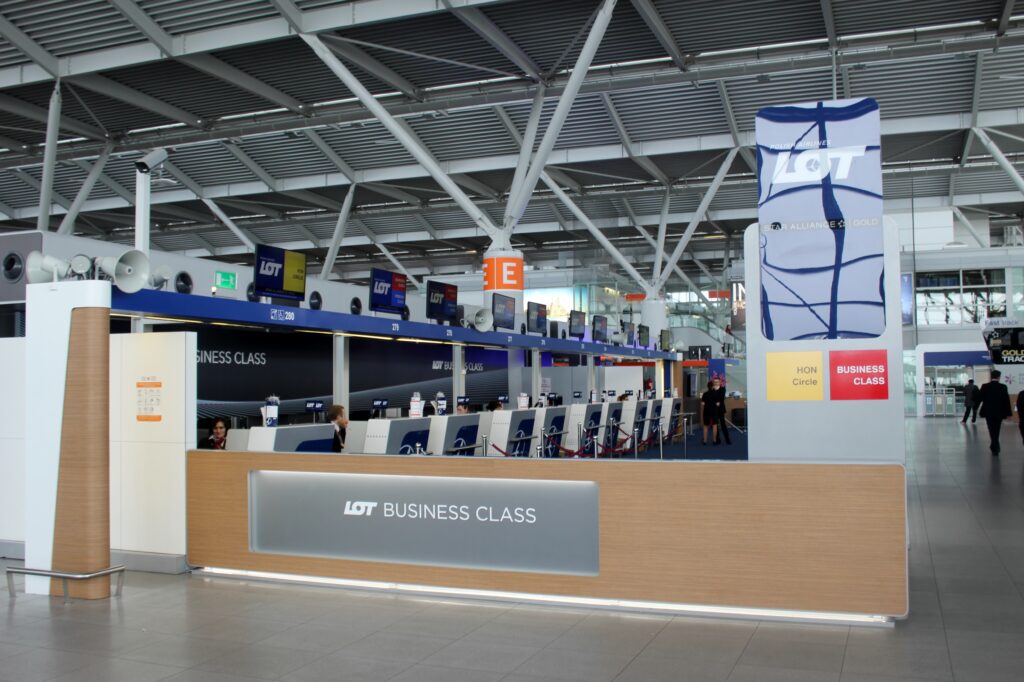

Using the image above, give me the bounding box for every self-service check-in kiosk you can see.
[532,406,567,457]
[246,424,335,452]
[645,399,664,443]
[662,398,682,440]
[426,414,481,456]
[486,409,536,457]
[599,401,624,455]
[564,403,602,456]
[364,417,432,455]
[618,399,648,454]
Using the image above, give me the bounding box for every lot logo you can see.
[373,280,391,295]
[343,500,379,516]
[258,259,282,277]
[772,146,866,184]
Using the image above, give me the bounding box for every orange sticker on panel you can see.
[483,256,524,291]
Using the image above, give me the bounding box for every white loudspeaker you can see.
[609,331,625,345]
[149,264,173,289]
[25,251,71,284]
[95,249,151,294]
[473,308,494,333]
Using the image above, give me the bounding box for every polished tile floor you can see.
[2,417,1023,682]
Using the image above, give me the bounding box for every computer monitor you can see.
[623,322,635,346]
[492,293,516,331]
[660,329,671,350]
[369,267,407,315]
[638,324,650,348]
[426,280,458,323]
[527,301,547,334]
[568,310,586,339]
[592,315,608,343]
[253,244,306,301]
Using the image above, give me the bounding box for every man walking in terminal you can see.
[961,378,980,424]
[977,370,1012,455]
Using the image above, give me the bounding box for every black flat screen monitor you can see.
[369,267,407,315]
[568,310,586,339]
[660,328,671,350]
[426,280,458,322]
[592,315,608,343]
[527,302,547,334]
[638,324,650,348]
[492,293,516,331]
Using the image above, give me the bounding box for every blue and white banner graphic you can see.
[756,98,884,340]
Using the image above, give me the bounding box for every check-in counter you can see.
[598,402,624,455]
[618,400,648,451]
[363,417,432,455]
[187,450,909,621]
[532,406,566,458]
[426,414,481,456]
[662,398,682,439]
[564,403,602,456]
[486,409,536,457]
[246,424,335,452]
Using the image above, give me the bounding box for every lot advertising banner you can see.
[756,98,884,341]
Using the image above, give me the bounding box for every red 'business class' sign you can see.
[829,350,888,400]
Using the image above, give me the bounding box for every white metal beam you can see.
[631,221,713,308]
[0,134,28,154]
[652,147,738,292]
[201,198,258,250]
[717,81,757,171]
[287,189,339,212]
[36,84,61,230]
[820,0,838,49]
[302,32,505,244]
[951,206,987,247]
[447,5,542,80]
[357,218,423,288]
[73,74,204,128]
[302,129,357,181]
[162,160,206,198]
[451,173,500,200]
[108,0,175,56]
[58,142,112,235]
[178,54,306,114]
[268,0,305,33]
[959,53,985,168]
[223,142,279,190]
[506,0,618,228]
[653,189,669,282]
[190,232,219,256]
[0,14,59,77]
[629,0,688,71]
[601,93,672,185]
[496,93,544,224]
[364,182,423,207]
[12,168,70,209]
[324,40,423,101]
[320,185,356,279]
[974,128,1024,195]
[217,199,285,219]
[0,93,105,141]
[998,0,1017,35]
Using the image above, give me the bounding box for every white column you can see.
[333,335,350,409]
[452,345,466,400]
[36,83,62,231]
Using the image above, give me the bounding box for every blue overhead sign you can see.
[369,268,407,315]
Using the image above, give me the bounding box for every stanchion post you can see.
[482,434,489,456]
[633,428,639,459]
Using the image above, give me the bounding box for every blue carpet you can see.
[626,426,748,461]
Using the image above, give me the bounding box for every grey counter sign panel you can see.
[249,471,600,576]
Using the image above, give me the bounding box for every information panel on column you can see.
[745,98,904,463]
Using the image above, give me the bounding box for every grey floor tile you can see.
[195,642,325,680]
[187,616,296,645]
[614,652,735,682]
[421,638,538,673]
[462,618,572,648]
[46,657,184,682]
[280,652,412,682]
[841,641,953,681]
[0,642,32,661]
[737,638,847,673]
[513,647,635,682]
[727,665,840,682]
[388,663,505,682]
[119,634,246,668]
[840,674,952,682]
[339,631,454,663]
[0,647,99,682]
[161,670,269,682]
[254,621,371,653]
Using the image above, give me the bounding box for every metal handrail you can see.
[7,565,126,604]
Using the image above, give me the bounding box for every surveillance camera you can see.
[134,148,169,174]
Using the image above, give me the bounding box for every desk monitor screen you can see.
[592,315,608,343]
[492,293,516,331]
[369,267,407,314]
[426,280,458,322]
[568,310,586,339]
[457,396,470,405]
[527,301,547,334]
[372,399,389,409]
[497,394,509,404]
[254,244,306,301]
[638,324,650,348]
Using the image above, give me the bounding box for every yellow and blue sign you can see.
[254,244,306,301]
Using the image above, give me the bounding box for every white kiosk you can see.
[564,403,602,456]
[363,417,432,455]
[486,409,537,457]
[532,406,567,457]
[426,414,482,456]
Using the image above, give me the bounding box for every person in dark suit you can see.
[327,404,348,453]
[961,379,980,424]
[711,378,731,445]
[977,370,1012,455]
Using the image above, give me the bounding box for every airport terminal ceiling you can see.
[0,0,1022,287]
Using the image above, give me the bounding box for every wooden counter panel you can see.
[187,452,907,616]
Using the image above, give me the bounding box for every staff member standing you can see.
[327,404,348,453]
[977,370,1012,455]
